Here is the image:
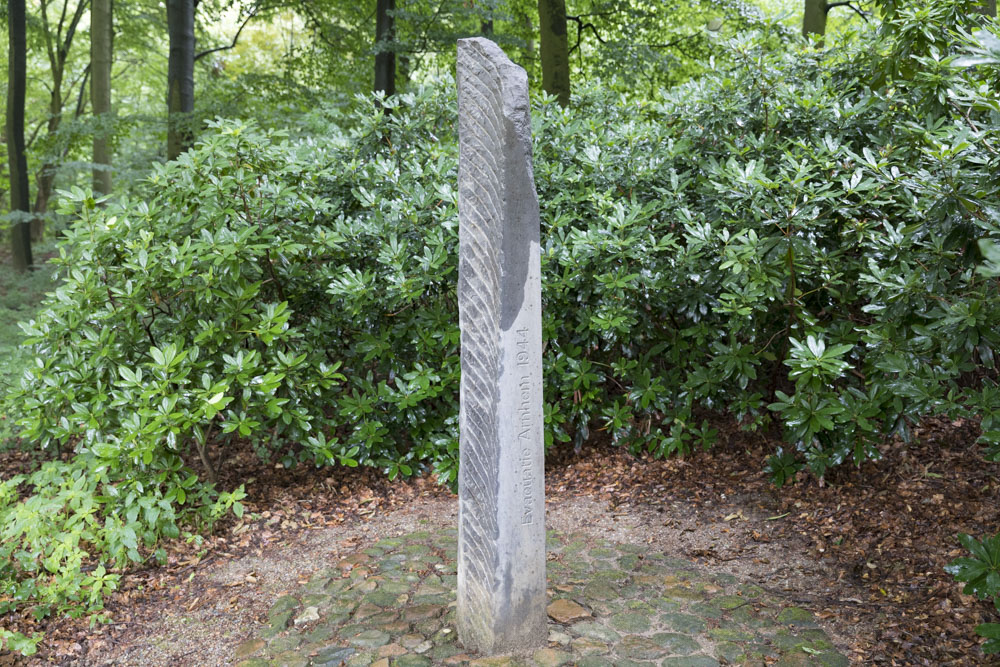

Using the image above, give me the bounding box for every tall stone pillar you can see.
[455,37,547,656]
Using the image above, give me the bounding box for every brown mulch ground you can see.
[1,416,998,666]
[544,418,1000,665]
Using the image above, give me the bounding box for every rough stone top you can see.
[456,37,531,139]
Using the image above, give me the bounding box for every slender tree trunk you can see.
[802,0,827,39]
[481,0,494,36]
[167,0,195,160]
[32,67,63,241]
[537,0,570,106]
[91,0,113,194]
[7,0,33,271]
[375,0,396,98]
[32,0,89,238]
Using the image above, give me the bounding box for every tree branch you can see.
[410,0,451,62]
[56,0,70,46]
[567,15,606,55]
[65,63,90,92]
[194,10,258,62]
[26,118,47,150]
[61,0,90,66]
[40,0,57,72]
[646,31,701,50]
[825,1,869,22]
[73,64,91,119]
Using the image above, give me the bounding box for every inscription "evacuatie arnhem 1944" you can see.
[515,326,534,525]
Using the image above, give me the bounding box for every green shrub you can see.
[947,533,1000,654]
[3,14,1000,653]
[0,453,244,654]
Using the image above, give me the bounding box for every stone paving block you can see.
[818,651,850,667]
[706,627,754,642]
[430,643,463,660]
[777,606,819,627]
[714,641,746,663]
[271,595,301,615]
[617,554,640,569]
[349,629,391,649]
[576,657,614,667]
[262,611,293,639]
[570,621,621,643]
[619,635,669,660]
[532,647,572,666]
[610,613,651,633]
[582,581,619,600]
[268,635,303,653]
[234,638,265,660]
[272,650,308,667]
[650,632,700,655]
[572,636,611,655]
[311,645,356,667]
[660,656,719,667]
[660,612,706,634]
[345,651,374,667]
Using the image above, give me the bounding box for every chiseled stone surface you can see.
[455,37,546,656]
[236,529,848,667]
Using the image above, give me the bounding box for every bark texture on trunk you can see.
[91,0,113,194]
[167,0,195,160]
[7,0,33,271]
[375,0,396,98]
[537,0,570,106]
[802,0,827,39]
[481,0,495,36]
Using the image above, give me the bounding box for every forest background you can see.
[2,0,1000,660]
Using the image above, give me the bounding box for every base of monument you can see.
[456,612,547,656]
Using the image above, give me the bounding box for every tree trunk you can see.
[481,0,494,36]
[32,0,89,240]
[537,0,570,106]
[375,0,396,98]
[802,0,827,39]
[91,0,113,194]
[7,0,33,271]
[167,0,195,160]
[31,64,63,241]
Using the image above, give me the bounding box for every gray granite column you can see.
[455,37,546,656]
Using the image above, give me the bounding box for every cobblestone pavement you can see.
[234,529,848,667]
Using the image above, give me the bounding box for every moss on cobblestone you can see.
[235,530,847,667]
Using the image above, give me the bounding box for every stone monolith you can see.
[456,37,546,656]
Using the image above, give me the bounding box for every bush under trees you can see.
[2,7,999,655]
